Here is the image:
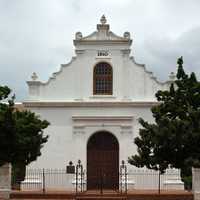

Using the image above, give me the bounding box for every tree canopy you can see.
[0,85,49,167]
[0,86,15,166]
[128,57,200,183]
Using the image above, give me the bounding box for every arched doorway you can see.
[87,131,119,190]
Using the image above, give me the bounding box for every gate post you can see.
[192,168,200,200]
[120,160,127,194]
[0,163,11,199]
[76,160,84,194]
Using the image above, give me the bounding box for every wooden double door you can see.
[87,132,119,190]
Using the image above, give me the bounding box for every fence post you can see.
[120,165,122,194]
[42,168,45,193]
[80,163,83,192]
[125,165,127,194]
[158,171,161,194]
[75,165,78,194]
[100,171,103,195]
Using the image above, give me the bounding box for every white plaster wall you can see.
[28,105,154,170]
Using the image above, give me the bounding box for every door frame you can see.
[86,131,119,190]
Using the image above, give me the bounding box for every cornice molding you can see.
[74,39,132,46]
[72,114,134,135]
[72,115,133,121]
[23,101,159,108]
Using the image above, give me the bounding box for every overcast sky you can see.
[0,0,200,101]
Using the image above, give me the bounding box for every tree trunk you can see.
[11,163,26,190]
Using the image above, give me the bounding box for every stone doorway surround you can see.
[72,115,133,189]
[72,115,133,158]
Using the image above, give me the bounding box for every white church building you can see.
[23,16,183,190]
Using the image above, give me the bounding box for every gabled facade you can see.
[26,15,172,103]
[23,16,179,190]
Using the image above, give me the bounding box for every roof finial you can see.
[169,72,176,81]
[100,15,107,24]
[31,72,38,81]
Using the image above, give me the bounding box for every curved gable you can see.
[26,16,172,103]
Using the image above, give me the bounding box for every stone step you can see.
[76,197,127,200]
[11,193,127,200]
[11,197,126,200]
[10,193,74,199]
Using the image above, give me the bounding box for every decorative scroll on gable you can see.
[74,15,132,45]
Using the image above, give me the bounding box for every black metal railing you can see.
[120,160,127,194]
[16,164,183,193]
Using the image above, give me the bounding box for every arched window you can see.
[93,62,113,95]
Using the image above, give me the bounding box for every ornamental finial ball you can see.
[169,72,176,80]
[100,15,107,24]
[31,72,38,81]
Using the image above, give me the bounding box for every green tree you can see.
[128,57,200,190]
[0,86,49,188]
[0,86,15,166]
